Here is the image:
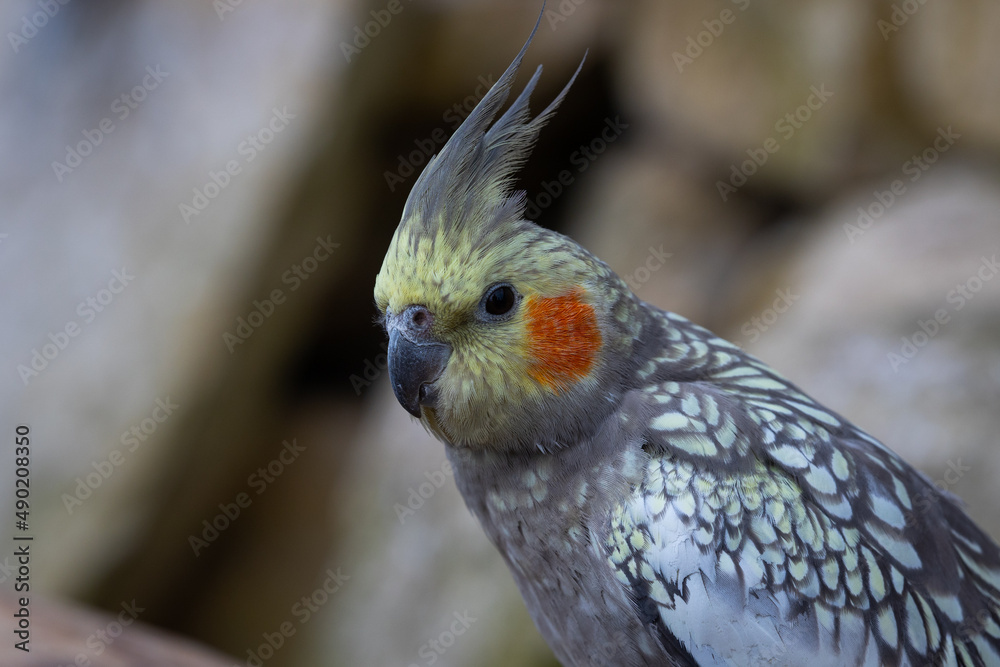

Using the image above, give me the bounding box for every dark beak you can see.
[386,306,451,417]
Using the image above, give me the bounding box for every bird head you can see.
[374,18,638,451]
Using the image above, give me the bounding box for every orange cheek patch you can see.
[524,288,601,392]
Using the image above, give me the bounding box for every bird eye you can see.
[483,283,517,317]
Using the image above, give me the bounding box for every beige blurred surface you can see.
[2,0,999,665]
[0,594,234,666]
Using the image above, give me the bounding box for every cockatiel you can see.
[373,14,1000,667]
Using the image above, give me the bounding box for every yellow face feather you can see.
[374,214,613,447]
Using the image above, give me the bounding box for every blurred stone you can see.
[620,0,875,197]
[896,0,1000,151]
[569,149,755,327]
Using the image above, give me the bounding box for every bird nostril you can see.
[411,308,428,328]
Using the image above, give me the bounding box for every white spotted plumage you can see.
[602,309,1000,666]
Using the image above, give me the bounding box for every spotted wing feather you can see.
[606,310,1000,666]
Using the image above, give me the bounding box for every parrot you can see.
[373,13,1000,667]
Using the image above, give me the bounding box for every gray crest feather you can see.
[400,9,586,244]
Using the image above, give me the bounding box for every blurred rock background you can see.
[1,0,998,665]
